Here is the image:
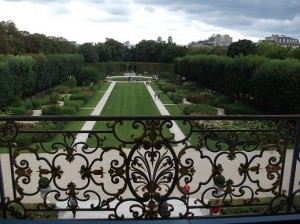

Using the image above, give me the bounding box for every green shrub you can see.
[24,101,33,110]
[11,98,24,107]
[186,92,203,103]
[50,85,71,94]
[183,104,218,115]
[15,133,33,147]
[58,94,71,101]
[214,96,234,107]
[42,105,62,115]
[5,106,27,115]
[64,76,77,88]
[161,83,176,93]
[64,100,84,111]
[31,100,41,110]
[70,93,90,103]
[199,92,215,105]
[60,105,77,115]
[169,93,184,104]
[224,103,262,115]
[182,81,198,91]
[49,93,60,104]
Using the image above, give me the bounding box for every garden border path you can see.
[74,81,116,144]
[144,81,187,142]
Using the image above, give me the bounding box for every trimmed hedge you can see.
[69,93,90,103]
[64,100,85,111]
[60,105,77,115]
[175,55,300,114]
[183,104,218,115]
[42,105,62,115]
[224,103,262,115]
[5,106,28,115]
[169,93,184,104]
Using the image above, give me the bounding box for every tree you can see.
[104,38,126,61]
[227,39,257,57]
[78,43,99,63]
[256,42,289,59]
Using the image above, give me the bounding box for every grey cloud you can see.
[133,0,300,38]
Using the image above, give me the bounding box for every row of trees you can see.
[175,55,300,114]
[78,39,187,63]
[0,54,84,109]
[0,21,187,64]
[0,21,76,55]
[226,39,300,59]
[1,20,300,63]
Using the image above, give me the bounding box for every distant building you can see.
[168,36,173,44]
[263,34,299,48]
[123,41,134,48]
[187,34,232,48]
[157,36,162,43]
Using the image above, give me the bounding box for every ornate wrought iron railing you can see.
[0,115,299,220]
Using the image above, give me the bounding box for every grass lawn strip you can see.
[89,83,161,147]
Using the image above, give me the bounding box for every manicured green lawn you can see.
[101,82,160,115]
[89,83,161,147]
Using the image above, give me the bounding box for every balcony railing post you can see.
[287,120,300,213]
[0,157,7,219]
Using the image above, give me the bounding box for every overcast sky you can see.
[0,0,299,45]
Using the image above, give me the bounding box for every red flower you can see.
[183,184,190,193]
[211,207,220,215]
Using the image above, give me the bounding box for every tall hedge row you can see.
[88,62,174,75]
[0,54,84,110]
[174,55,300,114]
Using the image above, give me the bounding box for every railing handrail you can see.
[1,114,300,122]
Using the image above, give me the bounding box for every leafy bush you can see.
[183,104,218,115]
[214,96,234,107]
[64,76,77,88]
[169,93,184,104]
[42,105,63,115]
[49,93,60,104]
[224,103,262,115]
[60,105,77,115]
[10,98,24,107]
[50,85,71,94]
[64,100,84,111]
[5,106,27,115]
[186,92,203,103]
[199,92,215,105]
[70,93,90,103]
[15,133,33,147]
[24,101,33,110]
[31,100,41,110]
[182,81,198,91]
[161,83,176,93]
